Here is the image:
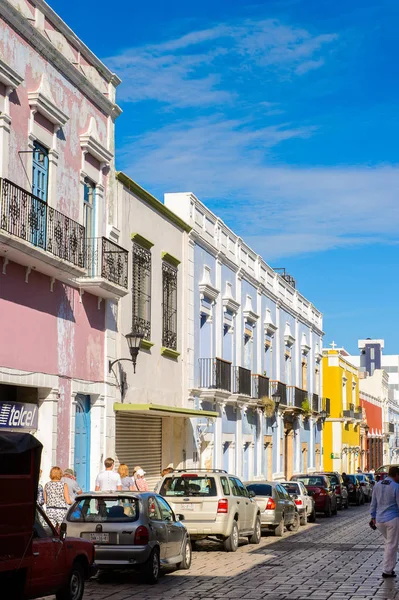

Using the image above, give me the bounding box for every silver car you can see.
[245,481,299,537]
[64,492,191,584]
[281,481,316,525]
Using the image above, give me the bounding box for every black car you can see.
[345,474,364,505]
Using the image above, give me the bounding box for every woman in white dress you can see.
[44,466,72,528]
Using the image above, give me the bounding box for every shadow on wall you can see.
[0,261,75,322]
[81,292,105,332]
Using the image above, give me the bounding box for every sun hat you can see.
[136,468,146,477]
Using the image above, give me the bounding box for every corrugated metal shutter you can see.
[115,413,162,490]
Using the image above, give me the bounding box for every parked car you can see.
[0,432,96,600]
[355,474,373,502]
[65,492,191,584]
[157,470,261,552]
[291,474,338,517]
[245,481,300,536]
[313,471,349,509]
[281,481,316,525]
[344,474,364,505]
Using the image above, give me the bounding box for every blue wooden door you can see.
[74,395,91,492]
[31,141,48,248]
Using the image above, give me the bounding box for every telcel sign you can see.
[0,401,38,431]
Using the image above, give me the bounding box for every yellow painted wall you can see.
[322,350,360,473]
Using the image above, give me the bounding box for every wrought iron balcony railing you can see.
[312,393,320,413]
[86,237,128,289]
[343,408,355,419]
[270,381,287,406]
[232,366,252,396]
[198,358,232,392]
[354,409,363,421]
[253,374,269,399]
[0,177,85,268]
[384,422,395,434]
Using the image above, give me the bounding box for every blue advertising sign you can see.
[0,401,38,431]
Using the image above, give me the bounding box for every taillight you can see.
[294,499,302,506]
[134,526,149,545]
[319,488,328,496]
[312,487,321,496]
[217,499,229,513]
[266,498,276,510]
[335,485,341,494]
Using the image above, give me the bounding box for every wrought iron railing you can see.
[354,409,363,421]
[384,422,395,434]
[253,374,269,399]
[86,237,128,289]
[343,408,355,419]
[233,366,251,396]
[312,393,319,413]
[198,358,232,392]
[349,402,355,412]
[0,177,85,267]
[270,381,287,406]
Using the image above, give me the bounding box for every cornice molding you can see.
[0,56,23,89]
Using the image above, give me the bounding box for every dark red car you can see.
[290,474,338,517]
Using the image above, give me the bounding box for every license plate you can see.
[182,504,195,510]
[90,533,109,543]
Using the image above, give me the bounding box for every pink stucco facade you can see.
[0,0,122,482]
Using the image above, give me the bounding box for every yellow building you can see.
[323,347,361,474]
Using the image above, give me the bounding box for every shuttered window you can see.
[132,243,151,340]
[162,261,177,350]
[115,414,162,490]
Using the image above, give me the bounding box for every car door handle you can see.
[33,552,40,556]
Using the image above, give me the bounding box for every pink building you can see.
[0,0,128,488]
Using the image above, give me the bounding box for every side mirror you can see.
[307,490,313,496]
[176,514,185,522]
[248,490,256,498]
[59,522,67,541]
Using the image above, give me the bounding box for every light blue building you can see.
[165,192,325,480]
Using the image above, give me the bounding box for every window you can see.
[229,477,240,497]
[160,476,217,497]
[162,261,177,350]
[148,496,162,520]
[232,477,248,497]
[32,141,49,202]
[220,476,230,495]
[34,508,55,538]
[276,485,287,500]
[156,496,174,522]
[83,179,96,240]
[132,243,152,340]
[246,483,272,497]
[370,348,375,360]
[67,496,139,522]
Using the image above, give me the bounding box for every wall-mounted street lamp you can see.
[319,409,327,422]
[272,392,281,412]
[109,330,144,375]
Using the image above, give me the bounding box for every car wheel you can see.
[308,506,316,523]
[332,501,338,516]
[248,516,261,544]
[274,517,285,537]
[224,521,239,552]
[299,510,307,526]
[56,562,85,600]
[177,538,192,570]
[287,512,300,532]
[140,548,160,584]
[343,498,349,509]
[324,502,332,518]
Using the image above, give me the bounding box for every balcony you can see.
[0,177,85,279]
[253,374,269,399]
[77,237,129,299]
[232,366,252,396]
[384,422,395,435]
[323,397,331,416]
[270,381,287,406]
[343,408,355,419]
[354,408,363,421]
[312,393,320,413]
[199,358,232,392]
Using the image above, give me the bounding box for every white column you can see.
[36,389,59,481]
[215,259,223,358]
[309,417,314,470]
[235,274,243,367]
[275,303,281,381]
[256,408,263,477]
[295,318,300,387]
[90,395,106,489]
[214,404,224,469]
[274,410,282,477]
[235,405,243,477]
[256,290,262,374]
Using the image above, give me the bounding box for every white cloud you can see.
[119,116,399,259]
[105,18,337,107]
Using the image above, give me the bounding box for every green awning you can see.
[113,402,218,418]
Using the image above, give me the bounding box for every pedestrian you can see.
[95,457,122,492]
[370,468,376,474]
[118,463,137,491]
[62,468,83,501]
[154,463,174,492]
[133,466,149,491]
[370,465,399,578]
[357,467,363,473]
[44,466,72,528]
[37,469,44,507]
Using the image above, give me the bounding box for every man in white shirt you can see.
[95,457,122,492]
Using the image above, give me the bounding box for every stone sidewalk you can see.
[47,504,399,600]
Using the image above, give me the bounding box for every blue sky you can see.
[51,0,399,353]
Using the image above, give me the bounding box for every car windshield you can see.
[281,483,300,495]
[294,476,326,487]
[246,484,272,497]
[346,475,357,483]
[68,496,139,522]
[160,476,217,496]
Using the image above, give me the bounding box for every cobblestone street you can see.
[43,504,399,600]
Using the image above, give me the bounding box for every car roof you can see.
[245,480,279,487]
[77,491,153,498]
